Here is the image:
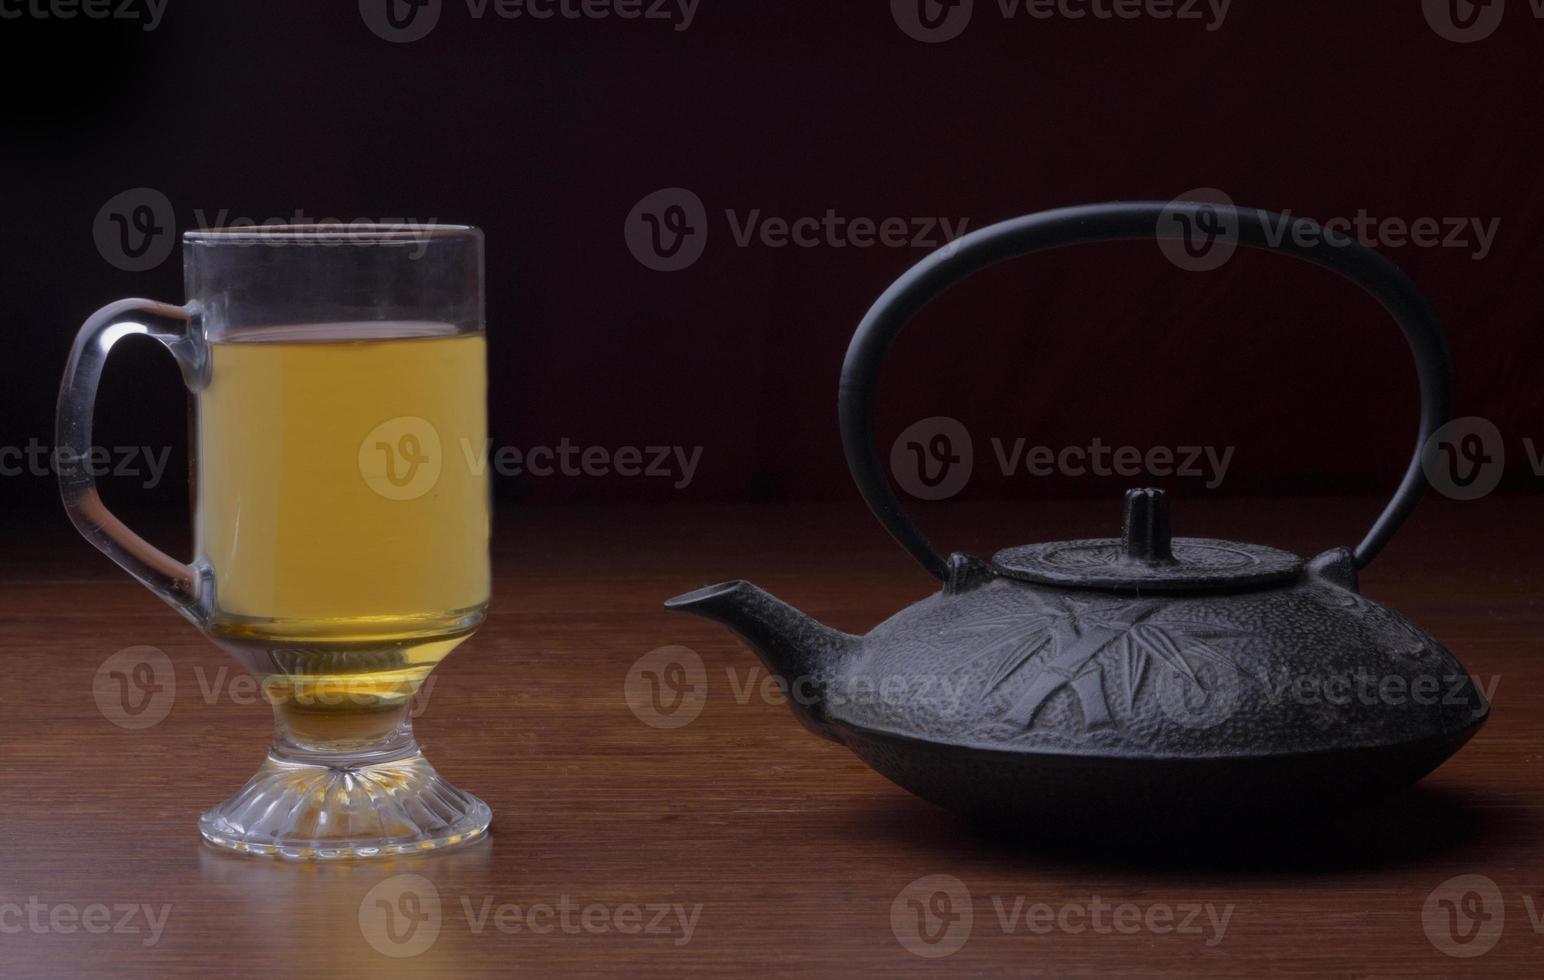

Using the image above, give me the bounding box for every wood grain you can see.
[0,497,1540,978]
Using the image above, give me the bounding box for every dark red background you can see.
[4,1,1541,526]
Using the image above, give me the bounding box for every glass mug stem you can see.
[269,679,419,764]
[58,225,492,860]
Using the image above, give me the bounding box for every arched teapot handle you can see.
[839,201,1453,582]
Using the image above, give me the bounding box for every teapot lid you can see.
[991,489,1302,593]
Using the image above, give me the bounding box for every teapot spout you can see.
[665,581,858,741]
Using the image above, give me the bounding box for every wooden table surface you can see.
[1,496,1540,978]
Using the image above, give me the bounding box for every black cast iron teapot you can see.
[667,202,1489,827]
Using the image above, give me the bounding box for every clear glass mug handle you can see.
[56,298,210,626]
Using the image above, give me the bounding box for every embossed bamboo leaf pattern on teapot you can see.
[948,594,1259,731]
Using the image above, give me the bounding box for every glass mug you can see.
[57,224,492,859]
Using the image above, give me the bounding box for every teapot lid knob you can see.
[1121,488,1174,564]
[991,488,1302,593]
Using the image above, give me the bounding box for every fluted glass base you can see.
[198,748,490,860]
